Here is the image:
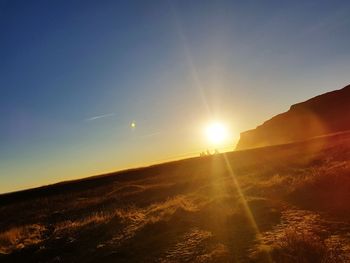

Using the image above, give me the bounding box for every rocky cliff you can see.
[236,85,350,150]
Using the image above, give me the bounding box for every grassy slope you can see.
[1,131,350,262]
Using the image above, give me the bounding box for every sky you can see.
[1,0,350,193]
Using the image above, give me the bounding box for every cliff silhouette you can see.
[236,84,350,150]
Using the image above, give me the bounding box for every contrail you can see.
[85,113,115,122]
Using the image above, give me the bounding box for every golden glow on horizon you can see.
[204,121,229,145]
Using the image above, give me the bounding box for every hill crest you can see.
[236,84,350,150]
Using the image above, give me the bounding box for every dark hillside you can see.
[236,85,350,150]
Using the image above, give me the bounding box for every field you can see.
[1,132,350,262]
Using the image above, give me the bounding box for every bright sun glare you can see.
[205,122,229,145]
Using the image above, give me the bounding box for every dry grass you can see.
[0,224,45,254]
[270,228,345,263]
[54,211,114,234]
[45,195,201,245]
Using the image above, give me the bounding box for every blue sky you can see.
[1,0,350,193]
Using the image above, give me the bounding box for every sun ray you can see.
[221,152,273,262]
[169,3,212,116]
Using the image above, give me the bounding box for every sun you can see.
[205,122,229,145]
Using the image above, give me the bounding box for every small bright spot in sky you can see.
[131,121,136,129]
[205,122,229,145]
